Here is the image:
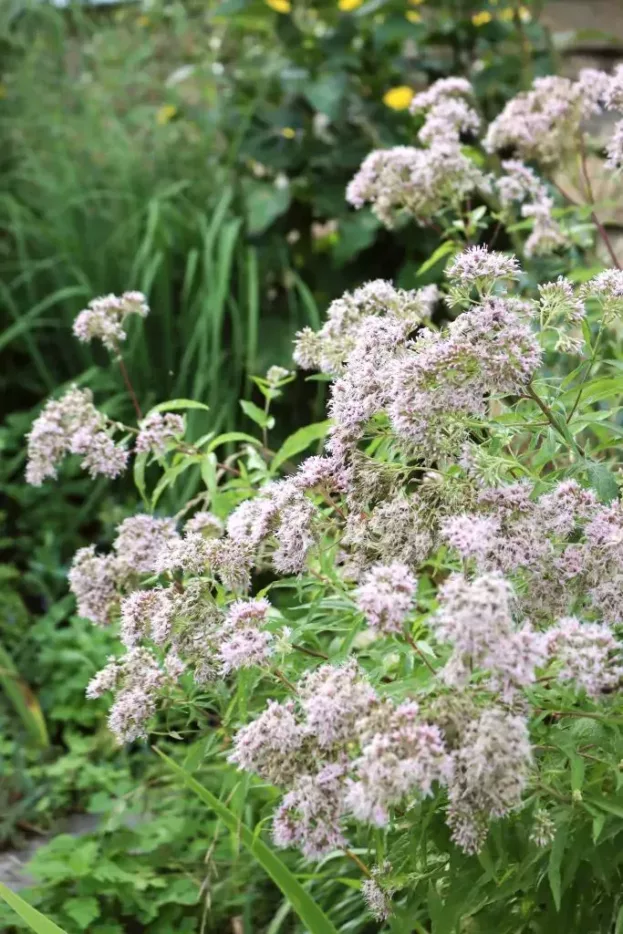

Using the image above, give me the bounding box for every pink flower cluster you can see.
[346,78,487,227]
[26,386,128,486]
[73,291,149,352]
[230,662,453,855]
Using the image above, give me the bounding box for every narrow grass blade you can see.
[0,643,49,749]
[0,882,68,934]
[155,749,339,934]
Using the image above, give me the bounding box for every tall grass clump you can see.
[0,3,321,433]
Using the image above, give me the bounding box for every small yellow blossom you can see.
[405,10,421,22]
[265,0,291,13]
[338,0,364,10]
[156,104,177,126]
[136,14,150,26]
[472,10,493,25]
[497,5,531,22]
[383,86,414,111]
[408,0,425,5]
[281,127,296,139]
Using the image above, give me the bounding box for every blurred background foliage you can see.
[0,0,566,930]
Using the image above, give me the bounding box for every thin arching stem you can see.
[117,355,143,421]
[579,136,621,270]
[404,632,436,675]
[342,847,373,879]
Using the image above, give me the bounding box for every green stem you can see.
[524,383,584,458]
[566,322,605,424]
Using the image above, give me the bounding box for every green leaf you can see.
[206,431,262,453]
[150,399,210,414]
[240,400,274,430]
[548,823,568,911]
[0,882,69,933]
[0,643,49,748]
[416,240,457,278]
[244,182,291,236]
[586,795,623,819]
[586,463,620,503]
[133,451,148,506]
[65,897,100,930]
[570,753,585,793]
[592,812,606,843]
[151,458,198,508]
[332,213,379,266]
[304,73,347,119]
[155,749,339,934]
[271,421,331,472]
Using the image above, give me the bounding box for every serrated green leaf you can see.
[155,749,339,934]
[586,463,620,503]
[0,882,69,933]
[65,897,100,930]
[271,421,331,472]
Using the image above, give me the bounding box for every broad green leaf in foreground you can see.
[155,749,340,934]
[0,882,69,934]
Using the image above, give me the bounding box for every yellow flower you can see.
[408,0,425,5]
[338,0,364,10]
[498,7,514,20]
[136,14,150,26]
[383,86,414,111]
[281,127,296,138]
[156,104,177,126]
[471,10,493,25]
[405,10,421,22]
[265,0,291,13]
[519,5,531,21]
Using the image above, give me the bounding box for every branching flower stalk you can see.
[23,68,623,925]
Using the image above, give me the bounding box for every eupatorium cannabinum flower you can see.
[73,291,149,352]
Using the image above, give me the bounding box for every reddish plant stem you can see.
[273,668,298,693]
[550,178,581,208]
[292,643,329,660]
[117,355,143,420]
[342,848,373,879]
[404,631,436,675]
[321,488,346,521]
[488,220,503,250]
[579,137,621,270]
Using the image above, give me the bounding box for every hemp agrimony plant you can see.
[24,69,623,932]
